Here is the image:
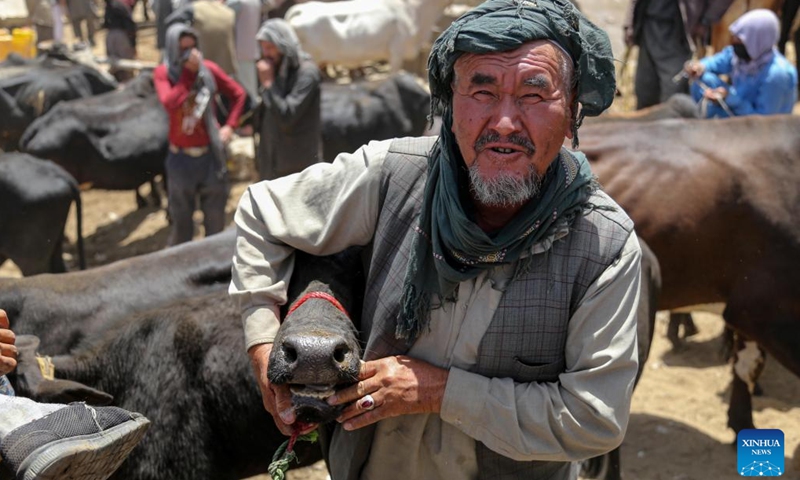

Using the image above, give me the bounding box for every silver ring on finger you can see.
[358,394,376,411]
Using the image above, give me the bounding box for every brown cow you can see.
[586,94,700,125]
[576,114,800,435]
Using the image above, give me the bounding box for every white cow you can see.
[286,0,453,73]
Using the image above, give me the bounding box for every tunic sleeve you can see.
[229,140,391,349]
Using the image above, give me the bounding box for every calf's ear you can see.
[34,379,115,406]
[11,334,114,406]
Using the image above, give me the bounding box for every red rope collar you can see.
[286,291,349,318]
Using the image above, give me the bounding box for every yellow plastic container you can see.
[0,29,12,62]
[11,27,37,59]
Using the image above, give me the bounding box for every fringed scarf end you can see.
[396,284,432,341]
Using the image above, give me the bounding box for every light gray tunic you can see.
[230,138,640,479]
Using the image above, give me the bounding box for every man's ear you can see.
[564,98,580,141]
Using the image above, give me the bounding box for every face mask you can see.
[733,43,751,62]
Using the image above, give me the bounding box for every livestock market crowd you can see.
[1,0,799,480]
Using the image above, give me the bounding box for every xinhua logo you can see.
[737,429,784,476]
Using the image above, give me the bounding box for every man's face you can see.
[179,35,196,56]
[451,40,573,207]
[260,40,282,66]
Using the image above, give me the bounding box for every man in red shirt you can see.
[153,24,246,246]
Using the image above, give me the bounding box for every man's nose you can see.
[490,96,522,136]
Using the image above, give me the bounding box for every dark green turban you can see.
[427,0,616,132]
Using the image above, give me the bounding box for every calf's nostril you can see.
[282,344,298,363]
[333,345,348,363]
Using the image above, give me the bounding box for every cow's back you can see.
[0,229,236,354]
[578,115,800,376]
[286,0,412,67]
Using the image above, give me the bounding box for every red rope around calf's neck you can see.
[286,291,349,319]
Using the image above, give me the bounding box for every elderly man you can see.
[0,310,150,479]
[230,1,641,479]
[253,19,322,180]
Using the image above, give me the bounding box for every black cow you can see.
[18,70,427,202]
[0,51,118,152]
[1,229,234,354]
[9,291,320,480]
[268,248,365,424]
[8,249,365,480]
[19,72,168,208]
[0,152,85,274]
[320,72,430,161]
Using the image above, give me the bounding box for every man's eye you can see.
[474,90,494,98]
[521,93,543,103]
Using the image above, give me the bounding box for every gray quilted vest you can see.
[321,137,634,480]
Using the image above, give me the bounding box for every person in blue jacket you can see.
[684,8,797,118]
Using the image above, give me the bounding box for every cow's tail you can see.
[68,178,86,270]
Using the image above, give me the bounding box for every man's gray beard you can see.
[468,163,543,207]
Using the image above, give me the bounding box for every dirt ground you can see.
[1,0,799,479]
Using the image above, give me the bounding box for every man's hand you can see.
[256,59,275,89]
[248,343,317,436]
[184,48,201,73]
[703,86,728,102]
[0,309,18,376]
[326,355,449,431]
[219,125,234,145]
[684,60,705,79]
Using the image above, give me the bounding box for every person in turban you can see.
[231,2,641,479]
[252,18,322,180]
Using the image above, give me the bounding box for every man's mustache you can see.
[474,132,535,156]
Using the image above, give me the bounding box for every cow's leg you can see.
[579,449,622,480]
[604,448,622,480]
[135,188,147,209]
[720,324,735,361]
[48,240,67,273]
[666,312,696,349]
[148,178,163,208]
[727,334,765,434]
[135,179,164,210]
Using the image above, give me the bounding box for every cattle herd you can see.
[0,1,799,479]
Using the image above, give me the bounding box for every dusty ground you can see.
[1,0,799,479]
